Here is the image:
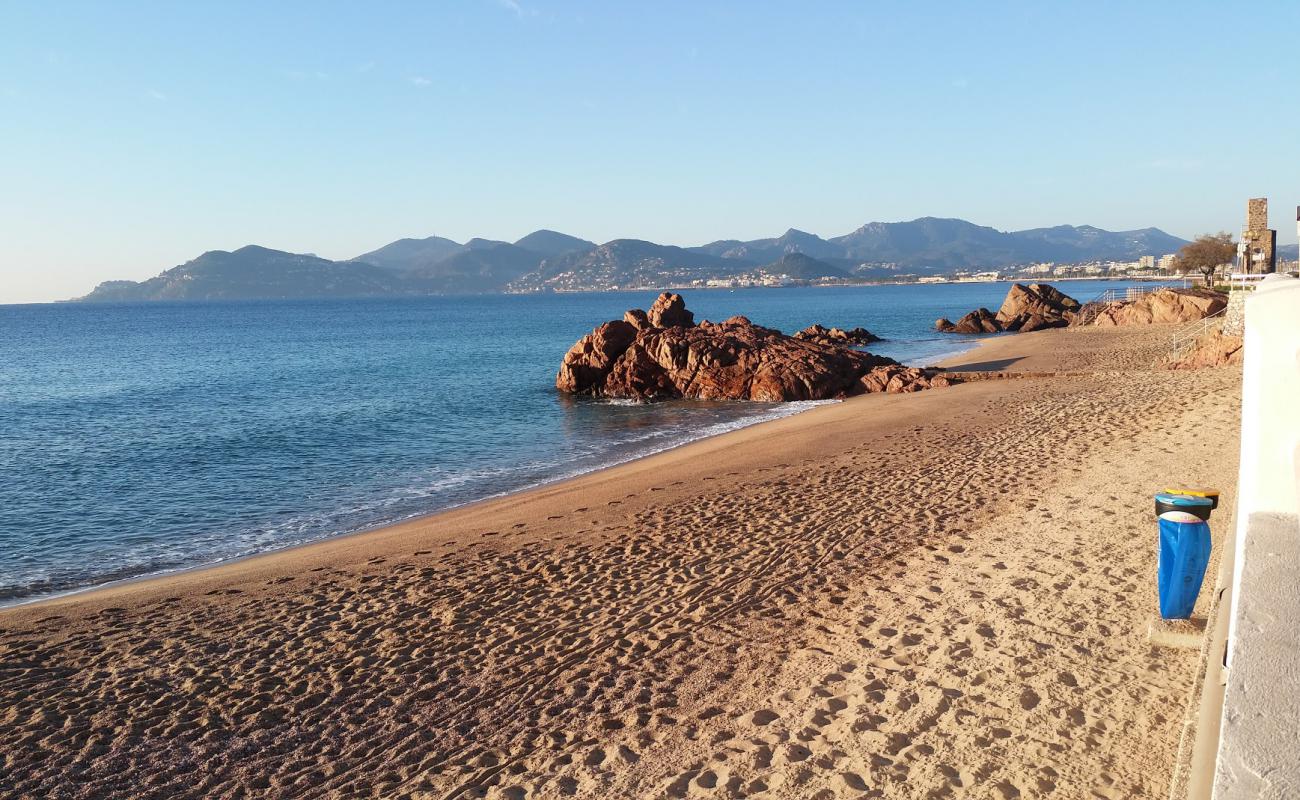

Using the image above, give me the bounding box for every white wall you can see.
[1213,275,1300,799]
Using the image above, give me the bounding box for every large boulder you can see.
[938,283,1079,335]
[1090,288,1227,326]
[556,319,639,394]
[623,308,651,330]
[855,364,944,394]
[557,293,942,401]
[995,283,1080,330]
[646,292,694,328]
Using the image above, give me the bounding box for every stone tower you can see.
[1241,198,1277,274]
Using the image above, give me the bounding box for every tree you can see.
[1173,232,1236,287]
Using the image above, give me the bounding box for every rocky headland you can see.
[557,293,943,401]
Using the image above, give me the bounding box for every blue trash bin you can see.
[1157,510,1211,620]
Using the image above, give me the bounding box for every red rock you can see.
[995,283,1079,330]
[940,283,1079,334]
[646,292,694,328]
[555,319,638,394]
[1164,329,1243,369]
[937,308,1003,334]
[1018,314,1069,333]
[555,295,935,401]
[1088,288,1227,326]
[623,309,651,330]
[795,324,881,347]
[852,365,935,395]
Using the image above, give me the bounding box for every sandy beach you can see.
[0,323,1240,799]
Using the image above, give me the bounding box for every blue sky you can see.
[1,0,1297,302]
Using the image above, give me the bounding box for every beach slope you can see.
[0,325,1239,799]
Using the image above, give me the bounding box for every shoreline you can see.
[1,336,986,613]
[0,397,840,612]
[1,321,1236,799]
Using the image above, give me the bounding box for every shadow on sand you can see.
[940,356,1025,372]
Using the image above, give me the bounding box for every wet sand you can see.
[0,324,1240,799]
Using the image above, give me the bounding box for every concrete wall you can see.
[1212,274,1300,798]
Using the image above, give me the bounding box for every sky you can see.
[1,1,1298,303]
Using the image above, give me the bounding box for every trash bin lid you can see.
[1155,492,1213,507]
[1159,510,1206,524]
[1163,487,1220,499]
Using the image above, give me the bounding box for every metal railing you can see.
[1072,285,1160,327]
[1169,306,1228,362]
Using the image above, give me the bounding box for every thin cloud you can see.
[147,89,167,102]
[409,76,432,87]
[494,0,536,18]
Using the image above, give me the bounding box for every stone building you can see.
[1240,197,1277,274]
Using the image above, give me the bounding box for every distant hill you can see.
[513,230,595,256]
[412,242,546,293]
[1010,225,1189,263]
[760,252,850,280]
[351,235,464,271]
[830,217,1028,269]
[514,239,745,291]
[692,218,1189,272]
[79,246,411,302]
[76,218,1193,300]
[693,228,843,264]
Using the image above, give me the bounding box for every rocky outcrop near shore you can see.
[936,283,1080,334]
[1087,287,1227,327]
[996,283,1081,331]
[558,293,942,401]
[938,283,1228,335]
[793,324,882,347]
[934,308,1002,334]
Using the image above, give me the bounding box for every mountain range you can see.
[78,218,1190,301]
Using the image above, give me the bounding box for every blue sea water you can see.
[0,280,1151,603]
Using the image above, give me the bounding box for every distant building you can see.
[1139,255,1156,270]
[1240,198,1277,274]
[1158,254,1178,271]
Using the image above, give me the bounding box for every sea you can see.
[0,280,1155,604]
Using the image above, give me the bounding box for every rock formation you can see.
[937,283,1080,334]
[935,308,1002,334]
[557,293,941,401]
[995,283,1080,331]
[1085,288,1227,327]
[793,324,882,347]
[646,292,694,328]
[1164,328,1244,370]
